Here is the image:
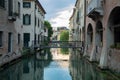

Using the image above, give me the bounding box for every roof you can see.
[23,0,46,14]
[36,0,46,14]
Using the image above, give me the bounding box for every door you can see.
[8,33,12,52]
[23,33,30,48]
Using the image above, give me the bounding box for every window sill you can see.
[23,24,31,25]
[23,7,31,8]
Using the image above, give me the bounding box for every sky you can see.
[39,0,76,28]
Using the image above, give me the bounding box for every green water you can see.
[0,55,119,80]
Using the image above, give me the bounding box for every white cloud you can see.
[49,5,74,28]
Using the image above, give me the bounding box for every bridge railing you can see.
[31,40,83,48]
[41,41,83,48]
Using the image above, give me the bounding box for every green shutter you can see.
[29,15,31,25]
[23,15,25,24]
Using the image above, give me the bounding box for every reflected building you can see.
[21,58,44,80]
[69,57,116,80]
[70,0,120,73]
[0,62,23,80]
[0,57,46,80]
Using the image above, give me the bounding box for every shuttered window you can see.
[0,0,5,8]
[23,14,31,25]
[23,2,31,8]
[0,32,3,47]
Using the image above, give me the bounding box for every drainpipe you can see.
[34,0,37,46]
[83,0,87,55]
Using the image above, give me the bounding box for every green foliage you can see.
[44,21,53,41]
[46,49,53,60]
[110,45,116,48]
[44,21,53,59]
[116,43,120,49]
[110,43,120,49]
[60,30,69,54]
[21,47,30,56]
[60,30,69,41]
[60,48,69,54]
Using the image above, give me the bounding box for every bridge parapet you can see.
[40,41,83,48]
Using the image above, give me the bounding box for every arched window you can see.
[87,24,93,44]
[23,14,31,25]
[96,21,103,43]
[108,7,120,47]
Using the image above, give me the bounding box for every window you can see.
[23,2,31,8]
[38,19,39,27]
[0,31,3,47]
[38,35,40,43]
[0,0,5,8]
[23,14,31,25]
[23,33,30,47]
[18,2,20,18]
[35,4,37,9]
[18,34,20,45]
[44,28,46,32]
[8,0,13,16]
[41,22,44,29]
[35,16,36,26]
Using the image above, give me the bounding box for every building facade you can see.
[69,0,85,54]
[69,0,85,45]
[0,0,46,66]
[84,0,120,72]
[22,0,46,48]
[70,0,120,72]
[0,0,22,65]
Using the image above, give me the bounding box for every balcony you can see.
[8,12,18,22]
[87,0,103,20]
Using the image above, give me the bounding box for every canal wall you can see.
[83,0,120,73]
[0,52,21,67]
[70,48,120,74]
[107,49,120,73]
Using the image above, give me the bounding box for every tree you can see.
[60,30,69,54]
[44,21,53,41]
[44,21,53,60]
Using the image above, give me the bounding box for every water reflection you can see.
[0,57,46,80]
[0,55,119,80]
[0,56,71,80]
[44,61,71,80]
[69,58,118,80]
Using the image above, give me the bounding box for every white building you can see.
[0,0,46,66]
[69,0,85,47]
[21,0,46,48]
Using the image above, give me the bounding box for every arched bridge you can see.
[36,41,83,49]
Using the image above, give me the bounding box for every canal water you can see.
[0,55,119,80]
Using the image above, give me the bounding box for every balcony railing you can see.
[87,0,103,20]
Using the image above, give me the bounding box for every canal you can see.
[0,53,119,80]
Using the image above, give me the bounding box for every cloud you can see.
[49,5,74,28]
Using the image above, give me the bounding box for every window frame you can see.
[0,31,3,47]
[0,0,5,8]
[18,2,21,18]
[23,2,31,8]
[23,14,31,25]
[18,34,20,45]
